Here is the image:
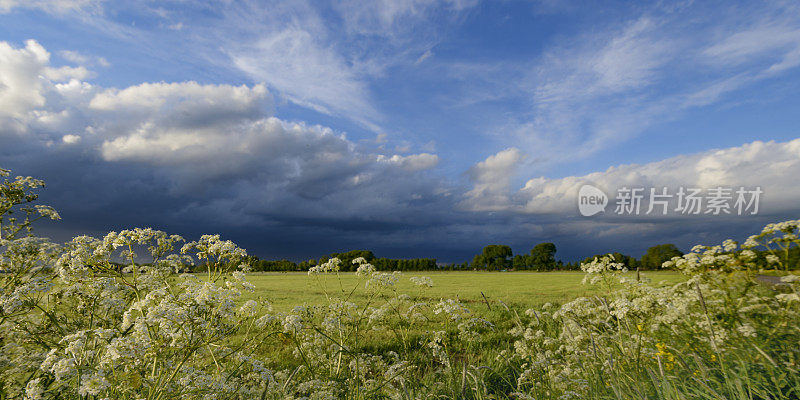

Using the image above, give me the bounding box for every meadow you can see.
[241,271,686,311]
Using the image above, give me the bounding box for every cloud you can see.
[589,18,670,92]
[0,39,451,231]
[516,139,800,215]
[333,0,477,37]
[462,148,525,211]
[701,11,800,79]
[3,0,385,129]
[0,40,49,129]
[88,81,269,130]
[534,17,673,103]
[377,153,439,171]
[2,0,477,138]
[98,117,358,187]
[229,27,380,126]
[414,49,434,65]
[61,134,80,144]
[703,22,800,67]
[220,0,477,131]
[464,2,800,169]
[515,15,680,160]
[0,40,91,135]
[59,50,109,67]
[0,0,103,14]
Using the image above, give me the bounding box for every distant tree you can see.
[371,257,437,271]
[530,242,558,271]
[474,245,512,270]
[246,256,301,272]
[471,254,486,269]
[512,254,531,269]
[563,261,581,270]
[249,251,442,273]
[298,259,317,270]
[752,246,800,270]
[641,244,683,270]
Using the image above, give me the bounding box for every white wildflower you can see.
[239,300,258,317]
[740,249,756,261]
[780,274,800,283]
[737,324,757,337]
[766,255,780,265]
[78,372,110,396]
[366,271,401,289]
[410,276,434,287]
[355,263,376,277]
[282,314,303,332]
[34,204,61,220]
[24,378,44,400]
[776,293,800,303]
[433,299,470,321]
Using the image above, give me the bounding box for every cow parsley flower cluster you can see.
[410,276,434,287]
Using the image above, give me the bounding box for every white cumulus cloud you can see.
[462,148,525,211]
[377,153,439,171]
[518,139,800,215]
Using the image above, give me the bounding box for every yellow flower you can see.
[653,343,674,362]
[636,324,644,332]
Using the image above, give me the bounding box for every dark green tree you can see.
[640,244,683,270]
[512,254,531,269]
[471,254,486,269]
[475,245,512,270]
[298,259,317,270]
[529,242,557,271]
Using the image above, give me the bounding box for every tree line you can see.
[243,242,695,272]
[248,250,448,272]
[107,242,798,273]
[469,242,800,271]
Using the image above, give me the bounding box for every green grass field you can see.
[241,270,686,311]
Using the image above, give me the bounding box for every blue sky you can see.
[2,0,800,262]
